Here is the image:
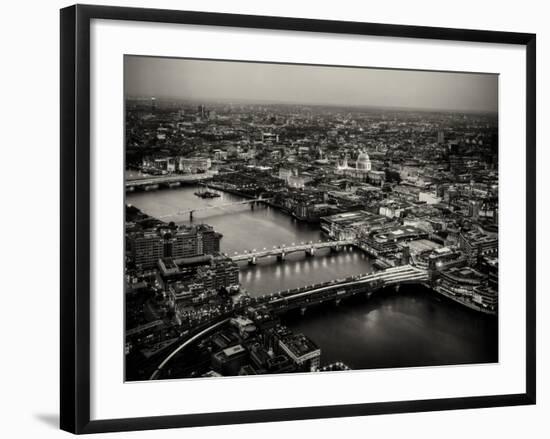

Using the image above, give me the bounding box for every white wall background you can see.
[0,0,547,437]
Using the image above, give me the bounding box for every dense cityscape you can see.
[124,97,498,381]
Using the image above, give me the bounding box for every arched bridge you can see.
[230,239,354,264]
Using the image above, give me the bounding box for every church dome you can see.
[356,150,371,171]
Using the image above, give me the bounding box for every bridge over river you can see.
[157,197,270,221]
[125,173,212,191]
[260,264,429,314]
[148,264,430,379]
[229,239,354,264]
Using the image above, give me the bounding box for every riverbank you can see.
[283,284,498,370]
[433,286,497,316]
[127,185,496,316]
[204,181,313,219]
[200,185,497,316]
[126,185,498,373]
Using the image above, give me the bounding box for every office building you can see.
[128,224,221,269]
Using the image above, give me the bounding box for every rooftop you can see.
[322,210,385,227]
[279,333,319,360]
[222,344,246,357]
[373,225,425,242]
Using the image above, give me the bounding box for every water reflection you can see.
[283,287,498,370]
[128,186,498,369]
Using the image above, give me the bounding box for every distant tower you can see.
[437,130,445,144]
[197,104,207,119]
[469,200,480,219]
[342,153,349,168]
[151,97,157,113]
[401,246,411,266]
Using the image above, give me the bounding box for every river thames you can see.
[127,185,498,369]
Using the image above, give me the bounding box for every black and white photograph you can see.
[124,56,500,382]
[0,0,544,436]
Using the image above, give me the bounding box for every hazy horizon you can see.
[124,56,498,113]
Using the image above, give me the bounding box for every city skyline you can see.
[124,55,499,382]
[124,56,498,113]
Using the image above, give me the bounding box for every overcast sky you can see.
[124,56,498,112]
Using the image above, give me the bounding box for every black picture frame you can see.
[60,4,536,434]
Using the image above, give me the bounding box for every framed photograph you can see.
[60,4,536,434]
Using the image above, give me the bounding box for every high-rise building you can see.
[197,104,209,119]
[128,224,221,269]
[171,229,200,259]
[128,230,163,269]
[200,225,222,255]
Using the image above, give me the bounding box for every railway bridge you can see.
[148,264,430,379]
[262,264,429,314]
